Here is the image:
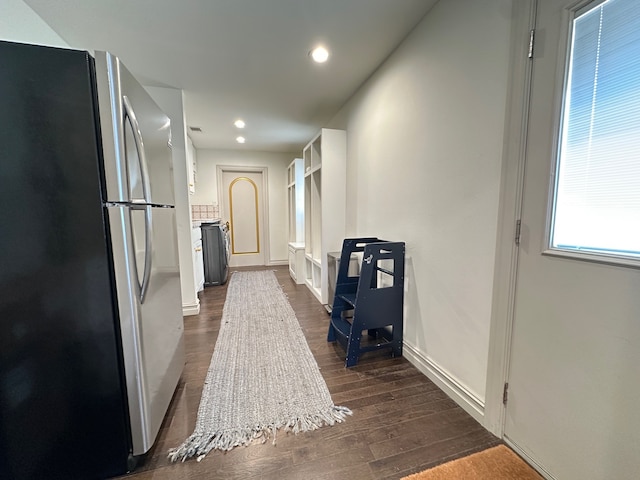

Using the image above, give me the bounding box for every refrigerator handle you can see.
[123,95,152,204]
[130,204,154,304]
[141,204,153,303]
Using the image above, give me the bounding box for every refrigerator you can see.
[0,41,185,479]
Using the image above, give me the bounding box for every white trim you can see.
[503,437,557,480]
[306,279,322,304]
[542,0,588,260]
[216,165,271,265]
[403,342,484,425]
[543,247,640,269]
[484,0,537,436]
[268,260,288,266]
[182,299,200,316]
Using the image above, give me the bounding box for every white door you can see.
[220,169,266,267]
[504,1,640,479]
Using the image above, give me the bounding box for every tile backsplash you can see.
[191,204,220,220]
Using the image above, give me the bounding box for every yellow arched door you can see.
[221,170,265,267]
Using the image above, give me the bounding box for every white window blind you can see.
[551,0,640,258]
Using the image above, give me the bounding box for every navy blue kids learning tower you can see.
[327,238,405,367]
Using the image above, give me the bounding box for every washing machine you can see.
[201,221,230,286]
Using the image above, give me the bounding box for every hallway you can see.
[120,266,499,479]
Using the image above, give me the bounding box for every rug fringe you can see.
[167,405,353,462]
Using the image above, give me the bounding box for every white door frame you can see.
[216,165,271,265]
[483,0,537,436]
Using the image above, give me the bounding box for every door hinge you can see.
[503,382,509,405]
[515,219,522,245]
[528,29,535,59]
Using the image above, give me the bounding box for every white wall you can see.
[144,87,199,316]
[193,149,293,264]
[1,0,68,47]
[328,0,513,412]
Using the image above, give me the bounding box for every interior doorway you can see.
[217,166,269,267]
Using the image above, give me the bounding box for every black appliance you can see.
[201,221,230,286]
[0,41,185,479]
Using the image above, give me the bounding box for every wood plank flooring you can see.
[116,266,499,480]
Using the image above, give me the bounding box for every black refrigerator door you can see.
[0,41,130,479]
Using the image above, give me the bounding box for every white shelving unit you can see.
[302,128,347,307]
[287,158,305,283]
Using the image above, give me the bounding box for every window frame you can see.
[542,0,640,269]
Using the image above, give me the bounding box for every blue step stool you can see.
[327,238,405,367]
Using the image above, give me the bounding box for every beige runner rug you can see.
[402,445,543,480]
[168,270,351,462]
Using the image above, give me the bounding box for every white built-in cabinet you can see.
[302,128,346,307]
[287,158,305,283]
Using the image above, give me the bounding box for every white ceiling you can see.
[25,0,438,153]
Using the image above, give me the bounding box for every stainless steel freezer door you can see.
[95,51,176,206]
[107,204,185,456]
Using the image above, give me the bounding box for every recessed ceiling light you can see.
[234,119,245,129]
[236,136,246,144]
[310,46,329,63]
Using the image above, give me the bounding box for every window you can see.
[550,0,640,261]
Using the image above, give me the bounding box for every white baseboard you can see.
[268,260,288,266]
[403,342,485,424]
[503,437,556,480]
[182,299,200,316]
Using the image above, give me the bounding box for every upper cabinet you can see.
[186,136,197,194]
[302,128,347,307]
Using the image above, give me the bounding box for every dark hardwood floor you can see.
[117,265,499,480]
